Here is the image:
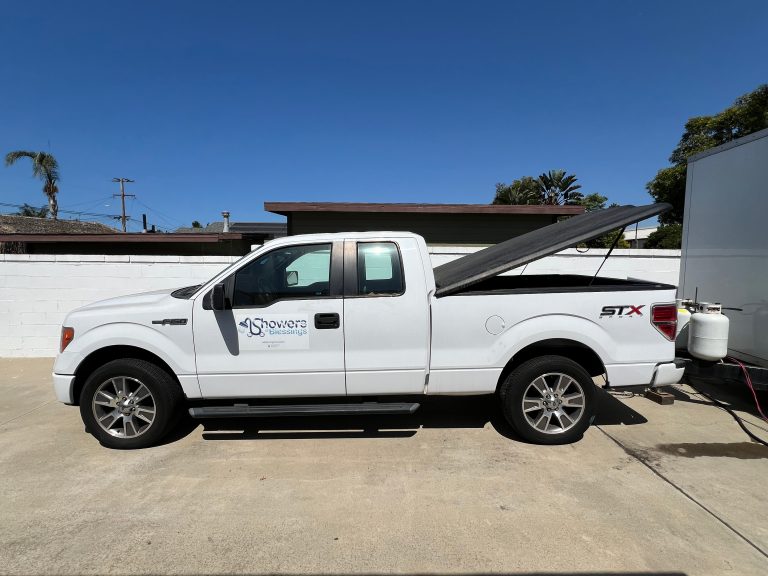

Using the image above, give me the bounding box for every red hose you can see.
[726,356,768,423]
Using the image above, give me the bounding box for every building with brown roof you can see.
[264,202,584,245]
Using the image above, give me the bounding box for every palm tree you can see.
[537,169,583,205]
[5,151,60,219]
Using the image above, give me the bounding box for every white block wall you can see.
[429,247,681,285]
[0,248,679,357]
[0,254,238,357]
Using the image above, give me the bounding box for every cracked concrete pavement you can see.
[1,358,767,575]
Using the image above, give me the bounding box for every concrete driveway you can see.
[1,358,767,575]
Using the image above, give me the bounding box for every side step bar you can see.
[188,402,420,419]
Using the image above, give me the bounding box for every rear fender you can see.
[495,314,615,368]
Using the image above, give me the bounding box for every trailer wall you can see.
[680,128,768,367]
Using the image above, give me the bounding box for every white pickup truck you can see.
[53,203,683,449]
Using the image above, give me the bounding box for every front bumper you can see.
[53,373,76,405]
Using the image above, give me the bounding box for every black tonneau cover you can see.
[433,203,671,297]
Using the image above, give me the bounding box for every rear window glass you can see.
[356,242,404,296]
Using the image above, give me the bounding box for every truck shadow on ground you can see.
[656,380,768,459]
[164,388,647,445]
[668,377,768,417]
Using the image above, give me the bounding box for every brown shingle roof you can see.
[0,215,117,234]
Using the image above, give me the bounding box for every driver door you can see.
[192,241,346,398]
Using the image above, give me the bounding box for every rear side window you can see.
[356,242,404,296]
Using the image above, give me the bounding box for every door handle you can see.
[314,312,340,329]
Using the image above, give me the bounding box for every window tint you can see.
[233,243,332,307]
[357,242,404,296]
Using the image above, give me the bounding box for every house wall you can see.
[429,247,681,285]
[0,248,680,357]
[289,212,559,244]
[3,238,256,256]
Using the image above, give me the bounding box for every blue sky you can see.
[1,0,766,231]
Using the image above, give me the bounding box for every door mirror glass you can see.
[210,283,227,310]
[285,270,299,286]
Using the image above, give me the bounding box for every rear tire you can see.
[79,358,183,449]
[499,355,596,445]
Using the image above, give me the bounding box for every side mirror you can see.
[209,283,227,310]
[286,270,299,287]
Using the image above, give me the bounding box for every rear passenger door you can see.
[342,238,430,394]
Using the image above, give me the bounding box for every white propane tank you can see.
[688,302,730,361]
[676,298,692,334]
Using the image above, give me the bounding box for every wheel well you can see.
[496,339,606,392]
[72,345,180,405]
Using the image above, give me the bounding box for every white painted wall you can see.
[429,247,681,285]
[0,248,679,357]
[0,254,239,357]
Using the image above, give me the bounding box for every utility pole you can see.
[112,178,135,232]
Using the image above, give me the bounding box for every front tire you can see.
[499,355,596,445]
[79,358,182,449]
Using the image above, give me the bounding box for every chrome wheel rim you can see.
[91,377,156,438]
[521,372,585,434]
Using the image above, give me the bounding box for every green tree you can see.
[537,169,583,205]
[492,176,541,205]
[15,203,49,218]
[578,192,608,212]
[191,220,203,228]
[4,151,60,220]
[576,195,629,248]
[647,84,768,247]
[644,223,683,249]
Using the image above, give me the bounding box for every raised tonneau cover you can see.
[433,203,671,297]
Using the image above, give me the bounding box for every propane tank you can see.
[675,299,692,350]
[688,302,730,361]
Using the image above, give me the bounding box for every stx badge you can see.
[600,305,645,318]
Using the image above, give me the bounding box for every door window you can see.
[233,243,332,307]
[356,242,404,296]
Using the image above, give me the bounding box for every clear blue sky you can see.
[1,0,766,231]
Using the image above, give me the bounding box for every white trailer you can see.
[679,127,768,384]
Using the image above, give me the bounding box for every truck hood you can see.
[74,288,177,313]
[433,203,671,297]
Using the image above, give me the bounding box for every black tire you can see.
[79,358,183,449]
[499,355,596,445]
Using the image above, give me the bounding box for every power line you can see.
[133,199,186,231]
[61,195,114,209]
[0,200,120,220]
[133,199,185,226]
[1,198,170,233]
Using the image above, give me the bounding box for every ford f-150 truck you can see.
[53,203,683,449]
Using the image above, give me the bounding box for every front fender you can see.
[53,322,196,376]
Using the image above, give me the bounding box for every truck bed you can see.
[451,274,675,296]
